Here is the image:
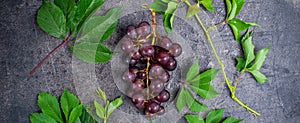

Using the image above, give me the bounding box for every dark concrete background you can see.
[0,0,299,123]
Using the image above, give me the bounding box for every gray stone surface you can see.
[0,0,299,123]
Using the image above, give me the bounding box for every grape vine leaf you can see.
[228,18,259,41]
[54,0,76,32]
[223,117,243,123]
[77,7,121,43]
[198,0,216,12]
[60,89,80,121]
[73,0,104,34]
[186,4,200,18]
[185,60,199,82]
[248,46,270,71]
[71,42,113,63]
[30,113,57,123]
[107,96,123,117]
[176,88,209,112]
[205,108,224,123]
[80,107,97,123]
[94,100,105,119]
[240,31,255,67]
[225,0,244,20]
[37,0,66,39]
[150,0,168,14]
[30,89,88,123]
[184,114,204,123]
[235,57,246,72]
[249,70,268,84]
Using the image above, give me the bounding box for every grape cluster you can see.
[121,21,182,117]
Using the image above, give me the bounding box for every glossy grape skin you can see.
[149,64,164,79]
[136,21,151,37]
[159,70,170,83]
[158,37,172,50]
[169,43,182,57]
[135,102,146,110]
[137,72,146,79]
[139,44,155,57]
[155,90,170,102]
[150,79,164,93]
[122,70,136,83]
[130,51,142,60]
[132,93,145,104]
[133,79,145,89]
[156,51,171,66]
[164,57,177,71]
[121,37,134,53]
[154,45,168,55]
[127,25,137,38]
[147,101,160,113]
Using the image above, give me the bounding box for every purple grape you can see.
[121,37,134,53]
[130,51,142,60]
[147,101,160,113]
[132,93,145,104]
[169,43,182,57]
[149,64,164,79]
[158,37,172,50]
[135,102,146,110]
[154,45,168,55]
[128,58,138,66]
[136,21,151,37]
[156,51,171,66]
[137,72,146,79]
[139,44,155,57]
[133,79,145,89]
[150,79,164,93]
[122,70,136,83]
[159,70,170,83]
[155,90,170,103]
[164,57,177,71]
[127,25,137,38]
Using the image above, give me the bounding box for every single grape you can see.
[164,57,177,71]
[128,58,138,66]
[158,37,172,50]
[135,102,146,110]
[136,21,151,37]
[139,44,155,57]
[137,72,146,79]
[150,79,164,93]
[132,93,145,104]
[159,70,170,83]
[156,51,171,66]
[130,51,142,60]
[155,90,170,103]
[122,70,136,83]
[121,37,134,53]
[133,79,145,89]
[126,25,137,38]
[147,101,160,113]
[149,64,164,79]
[169,43,182,57]
[154,45,168,55]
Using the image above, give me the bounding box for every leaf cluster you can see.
[185,109,243,123]
[235,31,270,83]
[36,0,121,63]
[176,60,219,112]
[94,88,123,123]
[30,89,93,123]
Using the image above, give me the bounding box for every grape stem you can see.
[184,1,260,116]
[29,36,70,75]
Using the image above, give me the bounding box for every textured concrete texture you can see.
[1,0,300,123]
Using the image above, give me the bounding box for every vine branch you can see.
[184,0,261,116]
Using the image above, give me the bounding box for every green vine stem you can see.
[184,0,261,116]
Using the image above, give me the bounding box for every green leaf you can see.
[249,70,268,84]
[30,113,57,123]
[77,7,121,43]
[96,87,107,101]
[80,107,96,123]
[235,0,245,16]
[163,1,178,33]
[73,0,104,34]
[240,30,255,67]
[227,0,237,20]
[185,60,199,82]
[60,89,79,121]
[37,92,63,122]
[37,0,66,39]
[228,18,259,41]
[248,46,270,71]
[107,96,123,117]
[187,96,209,112]
[223,117,243,123]
[190,84,218,99]
[176,88,186,112]
[184,114,204,123]
[54,0,76,32]
[72,42,113,63]
[205,108,224,123]
[150,0,168,14]
[190,69,219,84]
[199,0,216,12]
[68,104,83,123]
[94,100,105,119]
[235,58,246,72]
[225,0,232,18]
[186,4,200,18]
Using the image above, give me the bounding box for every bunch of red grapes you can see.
[120,21,182,117]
